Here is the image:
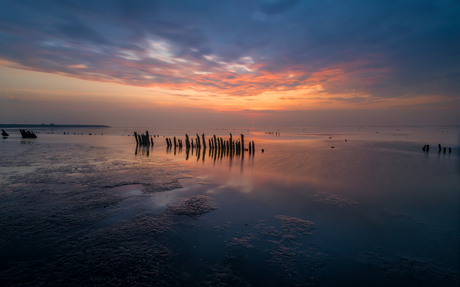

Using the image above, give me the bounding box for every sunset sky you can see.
[0,0,459,127]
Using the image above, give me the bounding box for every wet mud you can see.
[1,140,459,286]
[357,252,458,286]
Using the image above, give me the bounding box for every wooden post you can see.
[196,133,201,149]
[241,134,245,153]
[252,141,255,153]
[134,132,139,145]
[186,134,190,149]
[229,133,233,152]
[202,133,206,149]
[174,137,177,147]
[438,144,442,152]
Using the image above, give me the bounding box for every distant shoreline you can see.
[0,124,111,128]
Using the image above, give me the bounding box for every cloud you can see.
[323,96,373,104]
[0,93,22,103]
[0,0,458,101]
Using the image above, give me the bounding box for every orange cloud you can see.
[0,54,398,114]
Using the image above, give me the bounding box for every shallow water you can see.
[0,126,459,286]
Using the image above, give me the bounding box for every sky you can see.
[0,0,459,127]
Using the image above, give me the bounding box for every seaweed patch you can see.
[312,191,358,208]
[357,252,459,286]
[168,195,218,217]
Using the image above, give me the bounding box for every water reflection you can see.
[134,144,152,156]
[162,133,256,173]
[168,144,254,162]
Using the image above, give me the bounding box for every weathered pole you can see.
[186,134,190,149]
[229,133,233,152]
[134,132,139,145]
[196,133,201,148]
[145,131,150,146]
[202,134,206,149]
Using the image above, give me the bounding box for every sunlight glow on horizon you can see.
[1,62,452,117]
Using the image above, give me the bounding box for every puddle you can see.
[107,184,144,198]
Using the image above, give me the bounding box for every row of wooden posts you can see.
[19,129,37,139]
[166,133,256,154]
[2,129,37,139]
[167,141,256,161]
[134,131,154,146]
[422,144,452,153]
[134,131,256,154]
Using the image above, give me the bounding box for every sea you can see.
[0,125,459,286]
